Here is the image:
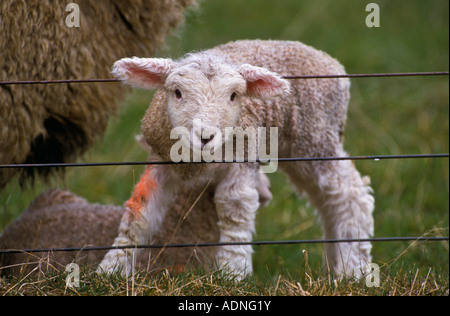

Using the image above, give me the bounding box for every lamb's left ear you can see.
[112,57,174,90]
[238,64,290,99]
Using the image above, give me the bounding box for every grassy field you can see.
[1,0,448,295]
[1,262,447,296]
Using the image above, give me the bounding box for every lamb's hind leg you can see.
[97,165,177,276]
[281,151,375,278]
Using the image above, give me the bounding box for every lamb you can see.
[0,0,196,190]
[0,179,271,277]
[0,187,219,277]
[0,139,272,277]
[98,40,375,280]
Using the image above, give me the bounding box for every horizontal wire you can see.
[0,79,119,85]
[0,237,448,255]
[1,72,448,257]
[282,71,449,79]
[0,154,448,169]
[0,72,448,86]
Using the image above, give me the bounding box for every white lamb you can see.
[98,40,375,280]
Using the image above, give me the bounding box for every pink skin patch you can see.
[125,166,157,217]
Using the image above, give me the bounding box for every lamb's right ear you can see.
[112,57,174,90]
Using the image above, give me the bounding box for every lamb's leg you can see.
[213,164,260,280]
[282,151,375,278]
[97,165,176,276]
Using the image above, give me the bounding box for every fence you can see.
[0,71,449,255]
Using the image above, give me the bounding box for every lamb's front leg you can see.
[97,165,176,276]
[214,164,260,280]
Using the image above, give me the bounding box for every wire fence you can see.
[0,237,448,255]
[0,154,449,169]
[0,70,449,255]
[0,71,448,86]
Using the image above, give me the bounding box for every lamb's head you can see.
[112,53,289,152]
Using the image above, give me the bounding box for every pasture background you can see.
[1,0,448,292]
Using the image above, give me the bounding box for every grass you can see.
[1,262,447,296]
[1,0,448,295]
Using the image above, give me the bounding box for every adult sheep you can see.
[98,40,375,280]
[0,0,196,190]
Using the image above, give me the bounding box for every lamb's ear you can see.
[112,57,174,90]
[238,64,290,99]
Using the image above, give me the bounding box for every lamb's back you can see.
[210,40,351,153]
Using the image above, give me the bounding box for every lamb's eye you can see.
[230,92,237,102]
[175,89,182,99]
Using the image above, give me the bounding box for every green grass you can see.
[1,0,448,295]
[1,263,447,296]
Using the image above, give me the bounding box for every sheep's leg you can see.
[97,165,176,276]
[213,164,260,280]
[281,152,374,278]
[314,159,374,278]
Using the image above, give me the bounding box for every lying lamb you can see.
[99,40,375,280]
[0,139,272,277]
[0,188,217,277]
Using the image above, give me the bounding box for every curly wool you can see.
[0,187,219,276]
[0,171,271,276]
[0,0,196,189]
[100,40,375,279]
